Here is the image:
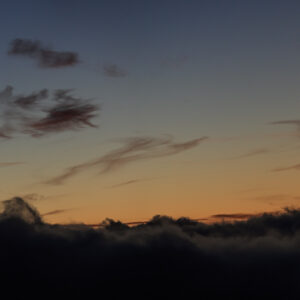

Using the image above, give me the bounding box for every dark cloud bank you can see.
[1,197,300,299]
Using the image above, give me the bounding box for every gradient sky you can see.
[1,0,300,224]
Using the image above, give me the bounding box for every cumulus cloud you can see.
[8,39,79,68]
[103,64,127,77]
[46,136,208,185]
[1,197,300,298]
[0,86,99,138]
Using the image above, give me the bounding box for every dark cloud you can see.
[46,136,209,185]
[14,89,48,109]
[2,197,300,298]
[8,39,79,68]
[272,163,300,172]
[103,64,127,77]
[0,86,99,138]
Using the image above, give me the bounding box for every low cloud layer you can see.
[46,136,208,185]
[0,86,99,138]
[8,39,79,68]
[1,197,300,298]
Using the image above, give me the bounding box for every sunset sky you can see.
[1,0,300,224]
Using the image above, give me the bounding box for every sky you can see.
[1,0,300,224]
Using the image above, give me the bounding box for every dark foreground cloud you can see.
[1,197,300,299]
[0,86,99,138]
[8,39,79,68]
[46,136,208,185]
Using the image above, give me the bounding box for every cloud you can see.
[103,64,127,77]
[45,136,209,185]
[108,179,143,188]
[210,213,258,220]
[232,148,270,159]
[272,163,300,172]
[0,86,99,138]
[2,197,300,298]
[41,209,70,217]
[270,119,300,136]
[8,39,79,68]
[14,89,48,109]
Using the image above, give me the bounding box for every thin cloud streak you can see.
[272,163,300,172]
[42,209,70,217]
[108,179,143,188]
[45,136,209,185]
[231,148,270,159]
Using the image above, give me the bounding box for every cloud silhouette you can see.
[8,39,79,68]
[46,136,209,185]
[0,86,99,138]
[2,197,300,298]
[103,64,127,77]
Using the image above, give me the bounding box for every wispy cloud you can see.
[210,213,258,220]
[41,209,70,217]
[0,86,99,138]
[103,64,127,78]
[8,39,79,68]
[270,119,300,136]
[272,163,300,172]
[45,136,209,185]
[108,179,145,189]
[231,148,270,159]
